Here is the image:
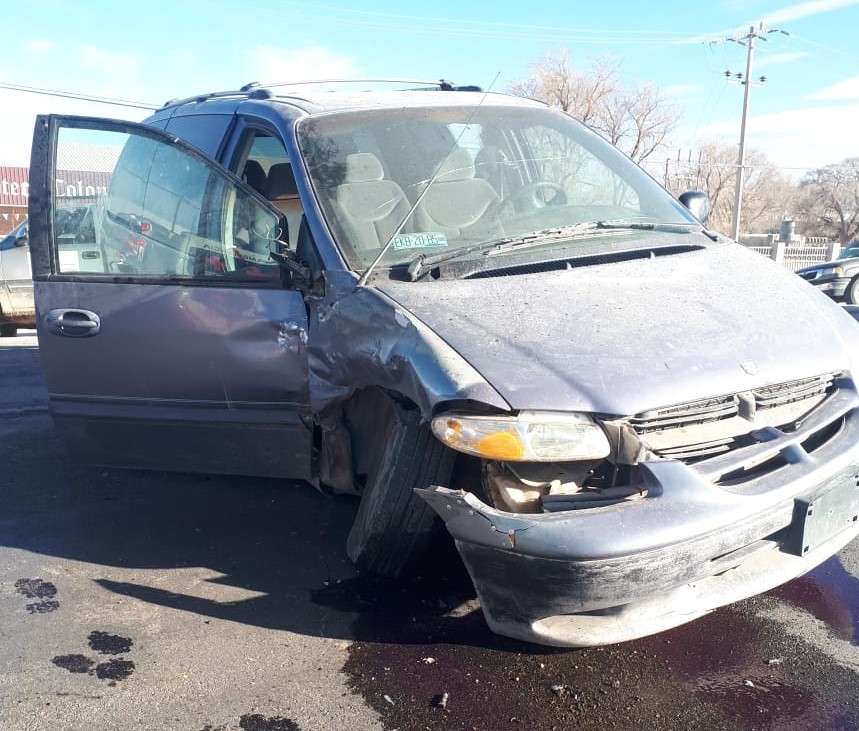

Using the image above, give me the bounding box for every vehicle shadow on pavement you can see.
[0,404,512,649]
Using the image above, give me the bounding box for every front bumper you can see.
[801,274,850,299]
[416,384,859,647]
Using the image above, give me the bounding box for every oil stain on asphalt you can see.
[88,630,134,655]
[770,556,859,644]
[51,631,135,684]
[238,714,301,730]
[51,654,94,674]
[198,715,301,731]
[15,578,59,614]
[319,541,859,731]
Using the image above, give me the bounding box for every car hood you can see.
[378,242,859,414]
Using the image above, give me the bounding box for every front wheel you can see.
[347,402,457,577]
[845,276,859,305]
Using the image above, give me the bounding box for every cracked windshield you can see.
[298,105,698,272]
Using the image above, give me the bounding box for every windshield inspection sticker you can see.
[391,232,448,251]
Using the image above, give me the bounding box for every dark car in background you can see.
[796,243,859,303]
[26,82,859,647]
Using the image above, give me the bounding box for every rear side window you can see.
[164,114,233,158]
[52,124,282,282]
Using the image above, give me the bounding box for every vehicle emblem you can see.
[740,361,758,376]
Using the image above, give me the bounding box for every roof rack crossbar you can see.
[160,78,482,109]
[247,77,462,89]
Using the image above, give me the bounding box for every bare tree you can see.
[798,158,859,244]
[509,51,679,163]
[664,142,795,235]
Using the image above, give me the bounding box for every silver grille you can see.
[627,372,840,461]
[631,395,738,433]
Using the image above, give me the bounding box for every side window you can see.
[164,114,233,158]
[235,131,304,248]
[53,124,281,281]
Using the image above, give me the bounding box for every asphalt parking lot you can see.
[1,332,858,731]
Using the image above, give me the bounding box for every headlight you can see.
[431,411,610,461]
[818,266,843,276]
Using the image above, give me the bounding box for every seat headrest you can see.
[266,163,299,200]
[436,148,476,181]
[344,153,385,183]
[243,160,267,194]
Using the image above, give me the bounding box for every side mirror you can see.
[678,191,711,226]
[15,227,28,246]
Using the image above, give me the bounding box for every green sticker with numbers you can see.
[391,232,448,250]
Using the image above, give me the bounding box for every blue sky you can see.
[2,0,858,174]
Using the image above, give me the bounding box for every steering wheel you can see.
[506,181,568,212]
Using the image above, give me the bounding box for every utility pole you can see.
[718,23,789,241]
[731,25,757,242]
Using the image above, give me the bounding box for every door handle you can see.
[45,308,101,337]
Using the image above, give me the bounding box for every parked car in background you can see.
[796,243,859,303]
[0,218,35,336]
[26,81,859,648]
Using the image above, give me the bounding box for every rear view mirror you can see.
[15,227,28,246]
[678,191,711,226]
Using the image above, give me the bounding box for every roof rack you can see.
[242,78,480,91]
[160,78,482,109]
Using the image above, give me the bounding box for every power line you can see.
[197,0,712,44]
[0,81,156,110]
[708,23,790,239]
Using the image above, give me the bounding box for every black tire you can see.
[846,277,859,305]
[0,324,16,338]
[347,401,456,577]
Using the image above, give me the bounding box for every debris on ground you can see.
[432,692,449,710]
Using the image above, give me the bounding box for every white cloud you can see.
[763,0,859,24]
[0,45,362,166]
[676,0,859,45]
[23,39,56,54]
[247,46,359,84]
[691,103,859,171]
[809,75,859,100]
[0,90,146,167]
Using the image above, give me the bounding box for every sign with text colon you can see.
[1,166,112,206]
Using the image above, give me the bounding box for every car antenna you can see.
[356,72,501,287]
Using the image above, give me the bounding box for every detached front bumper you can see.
[416,386,859,647]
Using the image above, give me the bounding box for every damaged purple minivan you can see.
[28,81,859,647]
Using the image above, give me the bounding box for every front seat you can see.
[414,147,501,240]
[332,152,412,253]
[265,163,304,247]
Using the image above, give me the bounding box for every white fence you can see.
[742,240,838,271]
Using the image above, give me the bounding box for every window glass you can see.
[518,125,640,210]
[54,125,281,280]
[236,131,304,247]
[164,114,233,158]
[297,105,695,273]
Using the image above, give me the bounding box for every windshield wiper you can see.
[407,220,703,281]
[407,223,605,281]
[595,219,702,233]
